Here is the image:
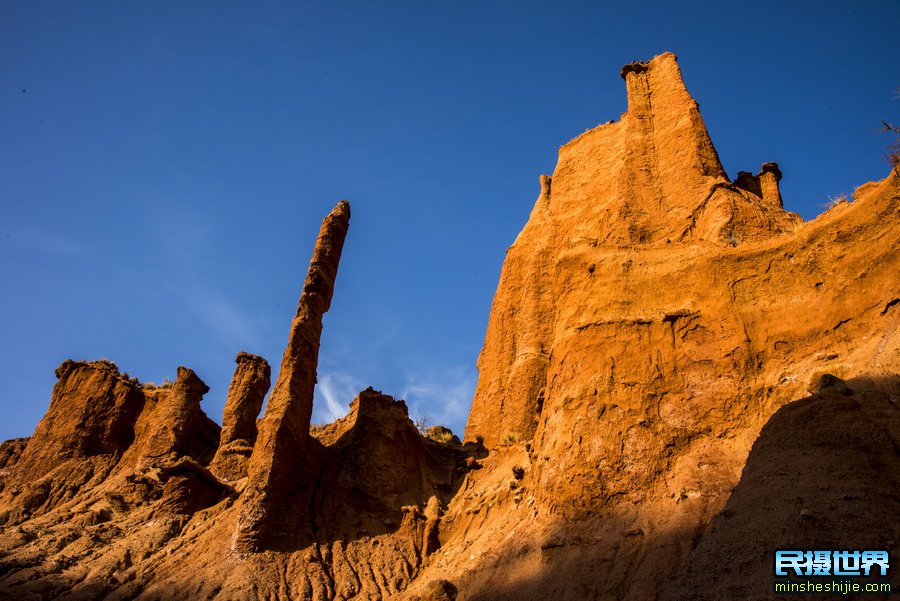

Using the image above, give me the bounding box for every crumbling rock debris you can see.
[816,373,853,396]
[417,579,458,601]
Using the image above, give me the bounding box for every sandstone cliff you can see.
[0,52,897,600]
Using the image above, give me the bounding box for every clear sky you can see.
[1,1,898,442]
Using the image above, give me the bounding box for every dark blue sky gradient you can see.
[1,1,898,440]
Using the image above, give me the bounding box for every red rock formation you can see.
[0,438,27,473]
[0,52,897,601]
[0,361,146,522]
[441,53,899,600]
[465,52,804,449]
[210,352,271,481]
[140,366,213,462]
[310,388,461,538]
[236,199,351,550]
[758,161,783,206]
[664,376,900,600]
[735,161,784,207]
[21,360,145,472]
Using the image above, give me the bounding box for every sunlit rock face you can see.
[457,51,898,599]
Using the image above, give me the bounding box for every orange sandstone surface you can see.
[0,52,897,600]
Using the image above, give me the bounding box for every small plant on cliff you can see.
[501,431,520,446]
[413,415,430,435]
[879,87,899,167]
[882,120,900,167]
[826,193,850,208]
[425,426,455,444]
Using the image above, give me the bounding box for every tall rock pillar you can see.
[209,352,271,481]
[235,200,351,551]
[758,161,783,207]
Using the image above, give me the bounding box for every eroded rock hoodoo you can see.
[209,352,271,481]
[140,366,213,462]
[235,199,351,551]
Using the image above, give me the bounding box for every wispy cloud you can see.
[400,365,475,436]
[309,364,476,437]
[313,371,366,425]
[146,207,265,351]
[186,292,264,350]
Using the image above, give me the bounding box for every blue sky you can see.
[1,1,898,441]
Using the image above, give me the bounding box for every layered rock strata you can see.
[465,52,804,448]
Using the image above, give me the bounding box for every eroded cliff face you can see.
[444,52,898,600]
[0,52,897,601]
[465,52,804,448]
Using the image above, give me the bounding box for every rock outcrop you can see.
[0,199,479,599]
[444,52,899,599]
[735,161,784,207]
[664,376,900,600]
[0,52,897,600]
[139,366,214,463]
[465,51,804,449]
[18,360,145,474]
[210,352,271,481]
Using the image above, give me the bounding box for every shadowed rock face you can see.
[0,360,146,502]
[310,388,460,538]
[210,352,271,481]
[140,366,212,462]
[664,377,900,600]
[236,199,351,551]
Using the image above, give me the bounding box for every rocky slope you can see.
[0,52,897,600]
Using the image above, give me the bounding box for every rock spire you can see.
[209,352,271,481]
[235,200,351,550]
